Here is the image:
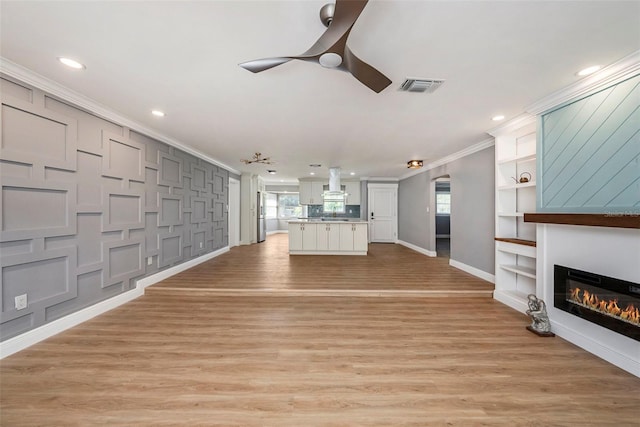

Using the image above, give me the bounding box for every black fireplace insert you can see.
[554,265,639,341]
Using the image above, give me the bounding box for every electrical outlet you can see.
[199,242,203,249]
[15,294,27,310]
[147,256,153,266]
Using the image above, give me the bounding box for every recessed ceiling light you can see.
[310,172,315,175]
[350,172,355,176]
[57,57,85,70]
[151,110,165,117]
[309,164,322,168]
[577,65,601,77]
[492,115,505,121]
[267,170,277,174]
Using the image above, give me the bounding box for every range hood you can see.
[324,167,345,197]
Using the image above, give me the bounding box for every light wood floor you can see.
[149,234,494,297]
[1,236,639,426]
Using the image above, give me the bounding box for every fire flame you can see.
[570,287,639,325]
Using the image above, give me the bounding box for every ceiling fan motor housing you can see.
[320,3,335,27]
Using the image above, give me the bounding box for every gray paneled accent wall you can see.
[0,77,229,341]
[398,146,495,275]
[538,73,640,213]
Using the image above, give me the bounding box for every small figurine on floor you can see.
[525,294,555,337]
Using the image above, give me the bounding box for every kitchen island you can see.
[288,220,368,255]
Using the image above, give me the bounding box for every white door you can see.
[368,184,398,243]
[228,178,240,247]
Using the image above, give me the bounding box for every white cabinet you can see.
[339,223,368,252]
[299,181,325,205]
[316,223,341,251]
[490,116,539,314]
[344,181,361,205]
[289,221,367,255]
[288,223,317,251]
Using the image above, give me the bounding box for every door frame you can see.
[367,183,398,243]
[228,177,240,248]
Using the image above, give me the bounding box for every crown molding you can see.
[0,57,241,175]
[399,137,495,181]
[526,50,640,115]
[487,113,536,137]
[366,177,399,182]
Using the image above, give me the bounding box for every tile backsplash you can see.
[308,205,361,218]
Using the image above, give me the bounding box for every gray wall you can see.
[0,76,229,341]
[398,146,495,275]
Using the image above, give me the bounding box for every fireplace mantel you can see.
[524,213,640,229]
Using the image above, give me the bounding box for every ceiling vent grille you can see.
[399,78,445,93]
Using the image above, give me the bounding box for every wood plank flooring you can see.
[149,234,494,297]
[2,236,639,426]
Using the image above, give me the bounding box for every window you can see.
[265,193,277,219]
[278,193,304,218]
[436,193,451,214]
[323,193,345,214]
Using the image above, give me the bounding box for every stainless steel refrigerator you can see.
[257,191,266,243]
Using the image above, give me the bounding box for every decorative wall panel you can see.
[539,74,640,213]
[0,178,76,241]
[158,152,182,188]
[0,77,230,341]
[1,96,77,171]
[101,131,145,182]
[103,190,144,232]
[159,232,182,268]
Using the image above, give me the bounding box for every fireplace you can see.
[554,265,639,341]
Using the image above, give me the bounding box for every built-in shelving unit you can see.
[490,115,538,313]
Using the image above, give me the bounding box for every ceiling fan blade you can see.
[302,0,368,57]
[343,46,392,93]
[239,57,293,73]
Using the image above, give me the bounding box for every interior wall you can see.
[0,76,230,341]
[398,146,495,275]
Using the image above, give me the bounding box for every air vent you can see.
[399,78,445,93]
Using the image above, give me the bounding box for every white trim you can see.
[449,259,496,284]
[493,289,529,314]
[1,247,229,359]
[367,183,399,189]
[525,50,640,115]
[550,320,639,378]
[400,138,495,180]
[0,287,143,359]
[366,177,399,182]
[487,113,537,137]
[266,230,288,235]
[137,246,229,289]
[0,58,240,175]
[397,240,437,257]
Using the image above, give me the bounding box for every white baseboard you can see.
[550,320,640,378]
[449,259,495,284]
[137,246,229,289]
[266,230,288,236]
[0,287,143,359]
[1,246,229,359]
[397,240,436,257]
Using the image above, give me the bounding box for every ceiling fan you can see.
[239,0,391,93]
[241,152,273,165]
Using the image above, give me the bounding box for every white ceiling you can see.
[1,1,639,182]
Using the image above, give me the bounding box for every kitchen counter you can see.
[289,219,368,224]
[288,221,368,255]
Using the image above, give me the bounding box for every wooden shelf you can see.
[499,264,536,279]
[524,213,640,229]
[494,237,536,247]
